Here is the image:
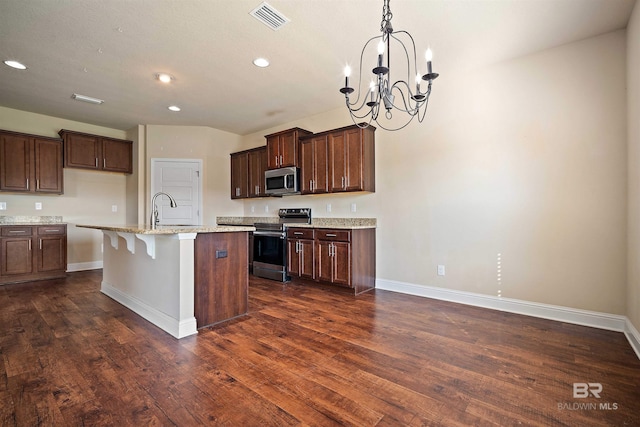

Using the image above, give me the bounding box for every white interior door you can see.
[151,159,202,225]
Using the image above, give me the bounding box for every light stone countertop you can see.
[76,224,255,234]
[217,216,376,229]
[0,215,65,225]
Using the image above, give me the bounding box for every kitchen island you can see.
[76,224,254,339]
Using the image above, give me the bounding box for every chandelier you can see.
[339,0,439,131]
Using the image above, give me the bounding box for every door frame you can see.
[150,158,203,225]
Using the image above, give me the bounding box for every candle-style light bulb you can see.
[369,80,376,103]
[415,73,421,93]
[377,40,384,68]
[344,65,351,88]
[425,48,433,74]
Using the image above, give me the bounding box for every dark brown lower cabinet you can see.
[287,228,315,280]
[194,232,249,327]
[0,224,67,285]
[287,227,376,295]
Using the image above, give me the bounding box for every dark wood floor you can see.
[1,271,639,426]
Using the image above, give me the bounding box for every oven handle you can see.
[253,230,286,239]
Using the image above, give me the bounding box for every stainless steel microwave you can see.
[265,167,299,196]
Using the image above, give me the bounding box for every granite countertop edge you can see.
[0,215,65,225]
[76,224,256,234]
[216,216,377,229]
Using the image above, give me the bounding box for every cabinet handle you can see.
[26,179,29,190]
[39,238,42,250]
[280,155,283,166]
[326,233,337,237]
[43,229,58,233]
[294,232,303,235]
[341,176,345,188]
[275,155,279,167]
[255,185,259,195]
[8,230,26,234]
[29,239,32,251]
[309,180,313,191]
[103,159,106,168]
[95,158,98,168]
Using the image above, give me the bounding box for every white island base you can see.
[101,232,199,339]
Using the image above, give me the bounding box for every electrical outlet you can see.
[0,202,6,210]
[351,203,357,213]
[437,265,446,276]
[35,202,42,210]
[112,205,118,212]
[264,205,269,213]
[326,203,332,213]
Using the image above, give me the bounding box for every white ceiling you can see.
[0,0,636,136]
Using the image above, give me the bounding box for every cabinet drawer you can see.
[315,229,351,242]
[37,225,66,235]
[1,226,33,237]
[287,228,314,239]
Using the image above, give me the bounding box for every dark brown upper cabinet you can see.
[59,129,133,174]
[265,127,312,170]
[0,130,63,194]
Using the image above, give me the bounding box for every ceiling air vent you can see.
[250,2,290,31]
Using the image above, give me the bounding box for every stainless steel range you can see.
[252,208,311,282]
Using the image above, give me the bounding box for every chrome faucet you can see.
[150,192,178,228]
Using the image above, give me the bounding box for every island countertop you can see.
[77,224,255,234]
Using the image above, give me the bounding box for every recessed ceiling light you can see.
[156,73,173,83]
[4,60,27,70]
[168,105,181,112]
[71,93,104,104]
[253,58,270,68]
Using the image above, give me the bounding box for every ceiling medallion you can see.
[340,0,439,131]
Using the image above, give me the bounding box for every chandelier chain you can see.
[380,0,393,34]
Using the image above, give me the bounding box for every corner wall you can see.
[627,2,640,333]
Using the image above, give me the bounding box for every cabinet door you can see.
[329,131,347,192]
[315,241,333,283]
[34,138,63,193]
[37,235,66,272]
[299,239,315,279]
[102,138,132,173]
[344,128,364,191]
[332,241,351,286]
[63,133,100,170]
[0,132,31,192]
[230,152,248,199]
[300,136,329,194]
[279,133,298,168]
[248,148,267,197]
[287,239,301,277]
[1,237,34,276]
[266,135,280,169]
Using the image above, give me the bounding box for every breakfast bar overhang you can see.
[77,224,255,339]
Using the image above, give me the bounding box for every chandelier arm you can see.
[346,35,384,108]
[389,80,423,114]
[417,84,433,123]
[389,31,420,96]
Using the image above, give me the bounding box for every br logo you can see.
[573,383,603,398]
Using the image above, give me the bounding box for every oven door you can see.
[252,231,288,281]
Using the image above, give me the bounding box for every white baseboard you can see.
[376,278,639,359]
[101,280,197,339]
[624,319,640,360]
[67,261,103,272]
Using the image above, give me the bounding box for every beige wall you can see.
[0,106,129,268]
[142,125,246,224]
[628,2,640,332]
[241,30,628,315]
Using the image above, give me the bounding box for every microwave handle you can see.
[284,174,293,189]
